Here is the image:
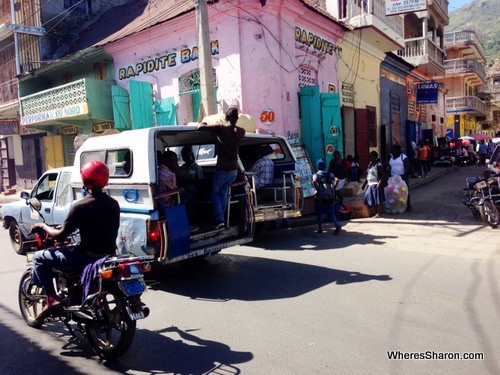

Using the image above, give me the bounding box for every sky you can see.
[448,0,475,13]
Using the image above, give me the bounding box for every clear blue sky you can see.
[448,0,474,13]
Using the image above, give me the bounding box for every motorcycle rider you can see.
[30,160,120,318]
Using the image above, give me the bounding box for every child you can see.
[313,159,342,235]
[362,151,385,218]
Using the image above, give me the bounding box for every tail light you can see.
[147,220,160,243]
[118,261,142,277]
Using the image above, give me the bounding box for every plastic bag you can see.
[383,175,408,214]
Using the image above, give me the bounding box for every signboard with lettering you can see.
[93,122,113,133]
[416,82,439,104]
[386,0,427,16]
[61,126,78,135]
[21,103,88,126]
[0,121,19,135]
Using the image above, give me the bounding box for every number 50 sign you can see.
[260,108,276,126]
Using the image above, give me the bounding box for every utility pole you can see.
[195,0,216,119]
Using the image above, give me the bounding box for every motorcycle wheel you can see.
[18,270,45,328]
[479,199,500,228]
[85,289,136,360]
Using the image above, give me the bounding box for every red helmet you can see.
[81,160,109,189]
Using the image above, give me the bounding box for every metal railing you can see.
[444,58,486,83]
[446,96,488,116]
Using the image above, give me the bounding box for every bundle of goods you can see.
[383,175,408,214]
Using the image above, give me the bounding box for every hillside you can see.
[447,0,500,63]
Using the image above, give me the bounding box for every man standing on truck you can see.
[199,107,246,229]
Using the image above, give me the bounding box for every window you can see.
[368,106,377,147]
[80,149,132,178]
[64,0,92,14]
[33,173,58,201]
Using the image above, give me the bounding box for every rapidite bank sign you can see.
[386,0,427,16]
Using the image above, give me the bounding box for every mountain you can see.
[447,0,500,63]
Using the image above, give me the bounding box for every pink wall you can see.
[104,0,344,141]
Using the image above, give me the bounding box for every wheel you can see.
[9,221,27,255]
[18,269,45,328]
[85,290,136,360]
[479,199,500,228]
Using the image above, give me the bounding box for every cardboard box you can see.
[340,181,360,197]
[349,198,373,218]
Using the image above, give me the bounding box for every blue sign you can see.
[416,82,439,104]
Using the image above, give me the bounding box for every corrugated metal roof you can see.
[69,0,344,54]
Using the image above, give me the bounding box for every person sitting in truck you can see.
[157,150,179,206]
[250,144,275,188]
[177,146,204,226]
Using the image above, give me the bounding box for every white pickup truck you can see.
[2,126,302,261]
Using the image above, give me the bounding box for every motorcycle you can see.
[463,173,500,228]
[18,197,153,359]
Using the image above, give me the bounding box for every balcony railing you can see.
[20,79,86,116]
[444,31,486,61]
[339,0,404,37]
[446,96,488,116]
[444,58,486,83]
[397,36,444,67]
[477,83,500,95]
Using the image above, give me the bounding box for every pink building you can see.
[102,0,345,143]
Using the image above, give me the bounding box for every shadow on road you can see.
[148,254,392,301]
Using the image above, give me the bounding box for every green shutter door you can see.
[320,93,343,166]
[112,85,131,131]
[155,97,177,126]
[129,80,154,129]
[299,85,323,167]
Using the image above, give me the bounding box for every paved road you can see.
[0,164,499,374]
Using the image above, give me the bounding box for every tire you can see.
[9,221,26,255]
[18,270,45,328]
[85,290,136,360]
[480,199,500,228]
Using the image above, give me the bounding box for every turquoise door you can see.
[112,85,131,131]
[155,97,177,125]
[299,86,323,167]
[129,80,154,129]
[320,93,343,166]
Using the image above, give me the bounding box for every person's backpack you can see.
[317,174,336,207]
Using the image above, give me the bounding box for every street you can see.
[0,165,499,374]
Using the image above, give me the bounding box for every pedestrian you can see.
[362,151,385,218]
[387,144,411,212]
[157,150,179,207]
[327,150,348,202]
[313,159,342,235]
[477,140,488,166]
[30,160,120,319]
[199,107,246,229]
[416,140,430,178]
[486,138,495,159]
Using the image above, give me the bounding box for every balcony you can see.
[397,37,445,76]
[428,0,449,24]
[339,0,404,50]
[444,31,486,62]
[444,58,486,84]
[446,96,488,116]
[19,78,113,126]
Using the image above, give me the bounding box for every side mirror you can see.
[28,197,42,213]
[20,191,30,200]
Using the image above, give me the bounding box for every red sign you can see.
[260,108,276,126]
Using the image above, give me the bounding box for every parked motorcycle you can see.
[462,173,500,228]
[18,197,153,359]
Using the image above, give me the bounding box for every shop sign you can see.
[61,126,78,135]
[118,40,219,80]
[21,103,88,126]
[416,82,439,104]
[93,122,113,133]
[260,108,276,126]
[386,0,427,16]
[0,121,19,135]
[294,26,335,56]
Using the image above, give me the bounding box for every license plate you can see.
[129,311,145,321]
[121,280,145,296]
